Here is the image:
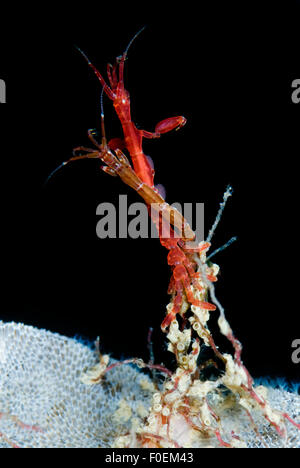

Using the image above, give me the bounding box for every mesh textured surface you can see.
[0,321,155,448]
[0,321,299,448]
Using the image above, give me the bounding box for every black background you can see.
[0,2,299,382]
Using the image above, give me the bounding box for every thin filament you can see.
[207,236,237,261]
[206,185,233,242]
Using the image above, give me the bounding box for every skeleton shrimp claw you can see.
[155,116,187,134]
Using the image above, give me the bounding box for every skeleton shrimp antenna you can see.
[207,236,237,261]
[43,161,68,186]
[100,87,107,146]
[123,26,146,59]
[206,185,233,242]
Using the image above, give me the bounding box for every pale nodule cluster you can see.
[0,320,299,448]
[9,31,297,447]
[116,254,300,448]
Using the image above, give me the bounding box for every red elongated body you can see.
[74,35,216,334]
[121,120,155,187]
[42,31,300,449]
[78,48,186,187]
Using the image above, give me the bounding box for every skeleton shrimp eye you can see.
[121,92,130,106]
[123,90,130,101]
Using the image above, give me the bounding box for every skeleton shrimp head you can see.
[161,241,217,332]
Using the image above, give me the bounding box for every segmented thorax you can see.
[113,89,131,124]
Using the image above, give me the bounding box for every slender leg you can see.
[112,62,118,88]
[184,282,216,311]
[73,146,96,156]
[68,152,100,163]
[141,115,187,139]
[141,129,161,139]
[118,55,125,89]
[107,63,114,89]
[76,47,115,100]
[87,129,102,149]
